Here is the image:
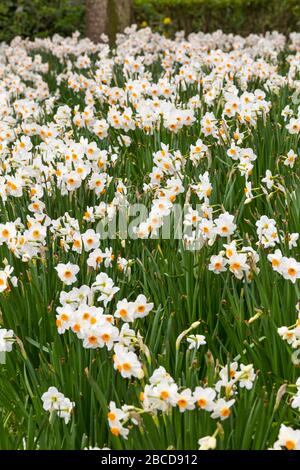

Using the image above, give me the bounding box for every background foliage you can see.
[0,0,85,42]
[0,0,300,44]
[134,0,300,36]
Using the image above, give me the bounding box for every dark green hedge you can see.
[0,0,85,42]
[0,0,299,43]
[134,0,300,36]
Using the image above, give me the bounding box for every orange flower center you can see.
[107,412,116,421]
[177,398,187,408]
[272,259,280,267]
[231,262,241,271]
[110,427,120,437]
[197,398,207,408]
[2,229,9,238]
[160,390,169,400]
[285,440,296,450]
[101,333,110,342]
[220,407,231,417]
[88,335,97,344]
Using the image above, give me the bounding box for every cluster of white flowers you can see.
[256,216,279,248]
[278,302,300,362]
[0,264,18,292]
[0,327,15,353]
[268,250,300,283]
[106,362,256,440]
[107,401,138,439]
[209,240,259,281]
[0,264,16,354]
[41,386,75,424]
[55,268,153,380]
[140,364,253,430]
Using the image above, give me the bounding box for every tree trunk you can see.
[86,0,108,44]
[85,0,132,44]
[116,0,132,33]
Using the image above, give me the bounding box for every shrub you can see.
[134,0,300,36]
[0,0,85,43]
[0,0,299,44]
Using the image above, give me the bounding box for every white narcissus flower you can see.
[55,304,75,334]
[268,249,283,273]
[211,398,235,420]
[273,424,300,450]
[57,397,75,424]
[288,233,299,250]
[219,362,239,381]
[198,435,217,450]
[261,169,274,189]
[187,334,206,350]
[0,328,15,352]
[87,248,105,269]
[236,364,256,389]
[118,323,136,348]
[173,388,195,412]
[109,420,130,439]
[284,149,297,168]
[107,401,128,424]
[152,381,178,411]
[277,326,297,345]
[113,345,144,379]
[41,386,74,424]
[193,387,216,411]
[291,393,300,411]
[290,377,300,410]
[244,180,253,203]
[214,212,236,237]
[133,294,154,319]
[208,254,227,274]
[183,207,201,226]
[0,222,17,243]
[198,218,215,240]
[82,229,100,252]
[0,270,8,292]
[0,265,17,292]
[228,253,249,279]
[92,273,120,305]
[114,298,135,322]
[55,262,80,285]
[227,143,240,160]
[41,386,65,412]
[149,366,174,386]
[98,322,119,350]
[280,257,300,283]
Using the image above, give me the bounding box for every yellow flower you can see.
[141,21,148,28]
[163,17,172,25]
